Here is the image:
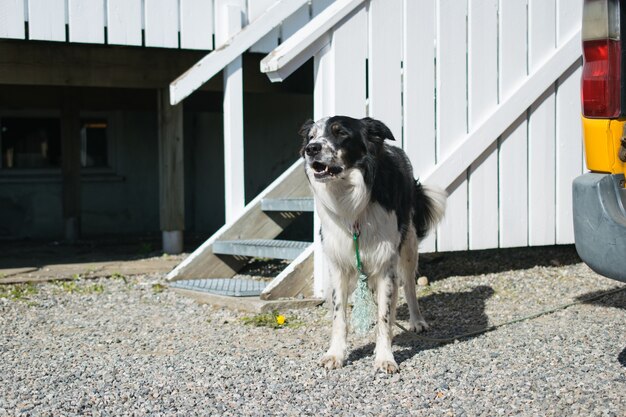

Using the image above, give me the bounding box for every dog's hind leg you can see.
[320,261,349,370]
[400,228,429,332]
[374,268,399,373]
[403,271,429,332]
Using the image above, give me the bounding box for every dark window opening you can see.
[81,120,108,168]
[0,117,110,170]
[0,117,61,169]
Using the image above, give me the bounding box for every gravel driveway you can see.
[1,245,625,416]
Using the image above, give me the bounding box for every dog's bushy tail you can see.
[413,182,447,239]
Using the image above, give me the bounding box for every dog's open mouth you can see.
[311,161,343,179]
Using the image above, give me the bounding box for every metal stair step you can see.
[169,278,266,297]
[213,239,311,260]
[261,197,314,212]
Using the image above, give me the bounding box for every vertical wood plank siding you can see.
[403,0,437,252]
[368,0,403,145]
[556,0,584,244]
[180,0,214,50]
[107,0,142,46]
[145,0,179,48]
[528,0,557,246]
[468,0,499,250]
[68,0,105,44]
[28,0,66,41]
[498,0,529,248]
[435,0,469,252]
[0,0,25,39]
[5,0,332,52]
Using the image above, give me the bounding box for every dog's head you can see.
[298,116,395,183]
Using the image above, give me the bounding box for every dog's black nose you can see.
[305,142,321,156]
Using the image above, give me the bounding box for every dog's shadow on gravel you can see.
[346,245,581,365]
[576,287,626,368]
[347,285,495,365]
[619,348,626,368]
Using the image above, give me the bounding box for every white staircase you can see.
[166,0,367,308]
[167,160,318,306]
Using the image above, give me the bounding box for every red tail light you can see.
[581,0,623,118]
[582,39,621,117]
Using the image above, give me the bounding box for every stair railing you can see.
[260,0,366,82]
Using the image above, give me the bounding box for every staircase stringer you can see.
[167,159,310,281]
[260,245,314,300]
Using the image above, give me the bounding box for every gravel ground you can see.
[1,245,625,416]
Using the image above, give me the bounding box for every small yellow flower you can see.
[276,315,286,325]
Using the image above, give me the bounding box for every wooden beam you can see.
[423,29,582,190]
[169,0,310,105]
[158,88,185,254]
[0,40,214,90]
[61,91,81,242]
[222,4,246,224]
[0,41,313,94]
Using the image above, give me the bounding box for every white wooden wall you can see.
[0,0,324,51]
[315,0,584,253]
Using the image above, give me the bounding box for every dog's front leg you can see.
[374,271,399,373]
[320,263,348,370]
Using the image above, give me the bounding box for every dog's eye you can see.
[331,123,349,138]
[337,130,349,138]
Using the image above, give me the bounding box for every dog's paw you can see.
[374,357,399,374]
[320,353,344,370]
[408,318,430,333]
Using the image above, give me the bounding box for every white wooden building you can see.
[0,0,584,299]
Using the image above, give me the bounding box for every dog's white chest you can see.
[319,202,401,277]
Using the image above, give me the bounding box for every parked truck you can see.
[575,0,626,282]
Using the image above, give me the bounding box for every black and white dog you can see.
[299,116,446,374]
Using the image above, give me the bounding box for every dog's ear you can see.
[299,119,314,139]
[298,119,314,157]
[361,117,396,144]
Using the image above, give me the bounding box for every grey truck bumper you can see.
[573,173,626,282]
